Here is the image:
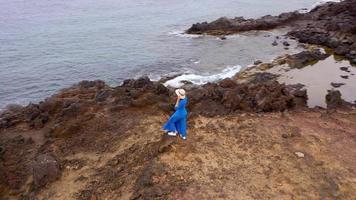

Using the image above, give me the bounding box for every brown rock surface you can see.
[0,76,355,199]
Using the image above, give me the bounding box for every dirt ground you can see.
[2,106,355,200]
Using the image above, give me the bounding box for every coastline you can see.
[1,0,356,199]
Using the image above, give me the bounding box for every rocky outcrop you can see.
[186,12,302,35]
[285,50,329,69]
[0,76,308,131]
[186,0,356,62]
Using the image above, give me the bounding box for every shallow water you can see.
[0,0,319,109]
[271,56,356,108]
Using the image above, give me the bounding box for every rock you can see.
[340,75,349,79]
[331,82,345,88]
[78,80,105,89]
[254,60,263,65]
[219,78,237,88]
[186,11,302,35]
[33,154,61,188]
[339,66,350,72]
[220,36,227,40]
[325,90,347,109]
[283,41,290,46]
[249,72,277,84]
[0,145,5,155]
[286,50,329,69]
[295,152,305,158]
[95,90,111,102]
[272,40,278,46]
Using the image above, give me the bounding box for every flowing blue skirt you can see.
[163,111,187,137]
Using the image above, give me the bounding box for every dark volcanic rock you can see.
[186,12,302,35]
[325,89,353,109]
[286,50,329,69]
[186,0,356,63]
[340,75,349,79]
[254,60,263,65]
[249,72,278,84]
[340,66,350,72]
[331,82,345,88]
[272,41,278,46]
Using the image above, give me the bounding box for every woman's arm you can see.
[174,97,180,109]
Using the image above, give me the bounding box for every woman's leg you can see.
[163,112,182,133]
[176,116,187,138]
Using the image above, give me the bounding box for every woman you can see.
[163,88,188,140]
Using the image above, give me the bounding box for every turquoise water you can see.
[0,0,318,108]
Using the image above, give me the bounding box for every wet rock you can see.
[331,82,345,88]
[123,76,153,89]
[24,104,41,122]
[254,60,263,65]
[272,40,278,46]
[286,50,329,69]
[0,145,5,155]
[340,75,349,79]
[33,154,61,188]
[154,83,169,96]
[325,90,347,109]
[187,0,356,63]
[339,66,350,72]
[282,41,290,46]
[249,72,278,84]
[186,12,302,35]
[219,36,227,40]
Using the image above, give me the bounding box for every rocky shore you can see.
[1,1,356,199]
[1,65,355,199]
[186,0,356,63]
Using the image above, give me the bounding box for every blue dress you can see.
[163,97,188,137]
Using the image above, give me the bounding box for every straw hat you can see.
[175,89,186,99]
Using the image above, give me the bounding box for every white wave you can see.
[312,0,341,7]
[167,30,203,38]
[299,0,342,13]
[164,65,242,88]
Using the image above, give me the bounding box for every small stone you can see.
[254,60,263,65]
[340,75,349,79]
[220,36,227,40]
[272,41,278,46]
[330,82,345,88]
[295,152,305,158]
[282,133,289,138]
[339,66,350,72]
[283,41,290,46]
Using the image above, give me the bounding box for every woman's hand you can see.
[175,96,180,108]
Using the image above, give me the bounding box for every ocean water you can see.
[0,0,319,109]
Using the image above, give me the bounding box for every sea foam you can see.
[164,65,242,88]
